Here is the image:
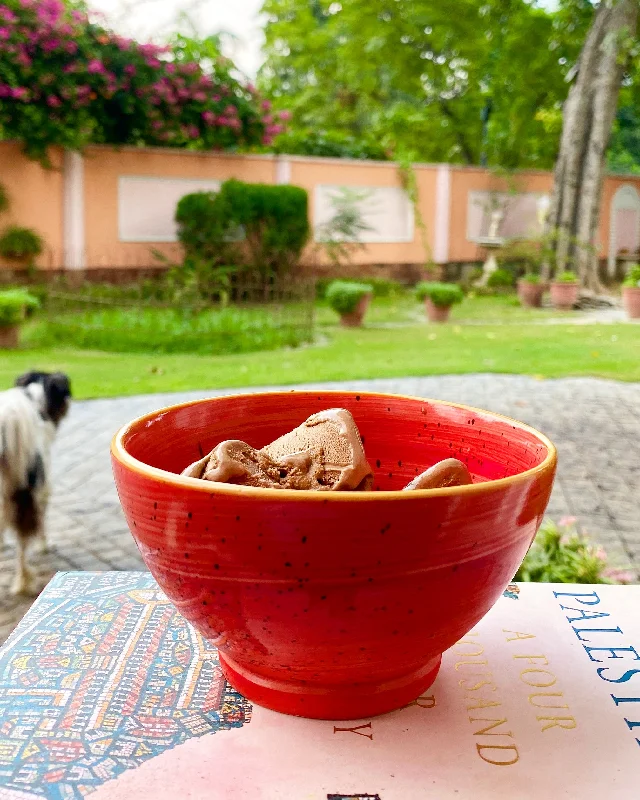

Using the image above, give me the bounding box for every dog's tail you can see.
[0,393,46,536]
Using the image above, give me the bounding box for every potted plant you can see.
[0,226,44,271]
[622,264,640,319]
[517,273,545,308]
[0,288,40,348]
[325,280,373,327]
[416,281,464,322]
[550,271,579,310]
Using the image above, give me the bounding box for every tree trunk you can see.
[544,0,639,290]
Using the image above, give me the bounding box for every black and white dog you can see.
[0,371,71,595]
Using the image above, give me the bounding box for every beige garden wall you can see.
[2,139,640,277]
[0,143,65,270]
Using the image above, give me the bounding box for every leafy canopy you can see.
[259,0,590,167]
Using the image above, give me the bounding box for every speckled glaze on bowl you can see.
[111,391,556,720]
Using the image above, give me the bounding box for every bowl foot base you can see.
[219,653,442,720]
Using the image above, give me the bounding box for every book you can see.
[0,572,637,799]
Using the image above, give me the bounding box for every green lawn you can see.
[2,317,637,399]
[316,293,575,327]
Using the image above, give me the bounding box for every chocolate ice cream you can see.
[262,408,373,491]
[181,408,373,491]
[403,458,472,491]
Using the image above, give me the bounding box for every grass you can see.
[316,293,573,327]
[23,305,311,355]
[1,318,637,399]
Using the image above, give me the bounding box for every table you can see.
[0,572,638,799]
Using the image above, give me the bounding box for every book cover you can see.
[0,572,637,799]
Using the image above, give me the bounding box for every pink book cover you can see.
[0,572,638,799]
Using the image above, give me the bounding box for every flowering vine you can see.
[0,0,285,161]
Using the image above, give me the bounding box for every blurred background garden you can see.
[0,0,639,614]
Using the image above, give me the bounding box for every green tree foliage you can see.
[0,0,275,161]
[259,0,590,168]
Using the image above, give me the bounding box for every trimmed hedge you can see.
[0,226,43,261]
[176,179,310,276]
[0,288,40,327]
[325,280,373,315]
[415,282,464,308]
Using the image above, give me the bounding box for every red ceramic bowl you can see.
[111,391,556,720]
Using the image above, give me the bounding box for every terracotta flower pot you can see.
[424,299,452,323]
[0,324,19,349]
[517,280,545,308]
[112,390,556,720]
[550,282,579,310]
[623,286,640,319]
[339,292,372,327]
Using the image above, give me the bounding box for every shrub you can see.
[555,271,578,283]
[519,273,542,284]
[0,288,40,327]
[486,268,515,289]
[325,281,373,315]
[23,305,311,355]
[497,239,544,274]
[177,180,310,278]
[515,518,633,584]
[0,226,44,261]
[415,282,464,307]
[0,3,274,162]
[623,264,640,288]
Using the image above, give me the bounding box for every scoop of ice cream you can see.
[403,458,472,490]
[181,440,331,490]
[262,408,373,491]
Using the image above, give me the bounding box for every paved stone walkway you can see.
[1,375,639,643]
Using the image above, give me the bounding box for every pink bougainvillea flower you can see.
[42,38,61,53]
[187,124,200,139]
[202,110,216,125]
[87,59,105,74]
[124,64,136,76]
[224,104,237,115]
[46,95,61,108]
[0,26,9,39]
[0,7,18,24]
[278,109,292,121]
[261,99,272,111]
[193,91,206,102]
[603,567,636,585]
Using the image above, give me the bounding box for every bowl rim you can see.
[111,390,557,501]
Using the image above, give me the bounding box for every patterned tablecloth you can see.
[0,572,251,799]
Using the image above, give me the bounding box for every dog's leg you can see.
[32,530,48,555]
[10,535,32,596]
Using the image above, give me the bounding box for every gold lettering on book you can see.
[504,631,577,733]
[406,693,436,709]
[476,744,520,766]
[451,632,520,766]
